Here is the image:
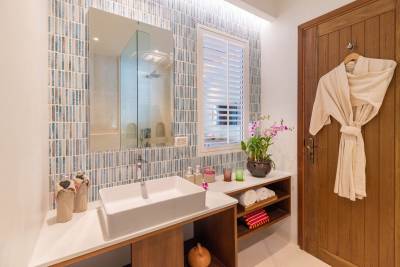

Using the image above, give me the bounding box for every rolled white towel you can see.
[255,187,276,201]
[268,188,276,197]
[238,189,257,207]
[255,187,269,201]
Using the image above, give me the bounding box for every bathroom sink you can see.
[99,176,206,238]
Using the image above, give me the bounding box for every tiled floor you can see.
[238,232,330,267]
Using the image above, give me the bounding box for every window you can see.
[197,25,249,154]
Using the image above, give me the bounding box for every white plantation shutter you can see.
[197,26,249,153]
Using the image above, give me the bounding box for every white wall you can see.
[0,0,48,266]
[260,0,354,243]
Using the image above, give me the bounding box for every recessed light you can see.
[93,37,99,42]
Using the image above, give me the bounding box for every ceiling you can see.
[224,0,278,21]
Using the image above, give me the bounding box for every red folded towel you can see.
[245,212,268,224]
[244,209,268,221]
[245,209,266,218]
[243,209,270,230]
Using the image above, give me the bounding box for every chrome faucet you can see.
[136,156,148,199]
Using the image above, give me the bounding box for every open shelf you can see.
[184,239,226,267]
[237,207,290,239]
[236,189,290,218]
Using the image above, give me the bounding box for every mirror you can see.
[88,8,174,152]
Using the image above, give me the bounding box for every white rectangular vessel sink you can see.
[99,176,206,239]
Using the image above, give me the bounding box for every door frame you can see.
[297,1,400,264]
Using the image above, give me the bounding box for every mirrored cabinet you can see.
[89,8,173,152]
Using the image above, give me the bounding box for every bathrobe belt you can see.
[335,124,366,201]
[340,125,361,136]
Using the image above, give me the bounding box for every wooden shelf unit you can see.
[228,176,291,239]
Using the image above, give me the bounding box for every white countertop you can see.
[29,191,237,267]
[208,170,292,194]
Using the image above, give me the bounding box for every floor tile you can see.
[238,232,330,267]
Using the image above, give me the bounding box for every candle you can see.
[223,168,232,182]
[235,168,244,181]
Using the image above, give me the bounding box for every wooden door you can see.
[298,0,400,266]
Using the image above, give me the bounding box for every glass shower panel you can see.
[137,30,152,147]
[120,34,138,149]
[137,29,173,147]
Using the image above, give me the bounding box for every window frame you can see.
[196,24,250,156]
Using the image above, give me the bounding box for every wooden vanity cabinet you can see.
[49,176,291,267]
[52,205,237,267]
[132,206,237,267]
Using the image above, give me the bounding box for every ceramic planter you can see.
[246,159,272,178]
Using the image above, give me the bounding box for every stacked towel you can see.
[255,187,276,201]
[238,189,257,207]
[243,209,270,229]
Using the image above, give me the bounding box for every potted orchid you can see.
[241,115,292,177]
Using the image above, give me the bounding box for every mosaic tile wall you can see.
[48,0,262,208]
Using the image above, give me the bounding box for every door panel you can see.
[302,25,319,256]
[336,26,352,264]
[378,10,396,267]
[316,32,329,257]
[326,30,340,260]
[299,1,399,266]
[350,21,365,267]
[364,15,380,267]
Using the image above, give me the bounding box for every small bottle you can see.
[184,166,195,183]
[194,165,203,186]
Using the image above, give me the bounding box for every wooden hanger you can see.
[343,52,361,64]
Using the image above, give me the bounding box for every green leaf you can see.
[240,141,247,151]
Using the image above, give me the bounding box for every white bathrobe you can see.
[309,56,396,201]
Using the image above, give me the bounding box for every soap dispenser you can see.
[184,166,195,183]
[194,165,203,186]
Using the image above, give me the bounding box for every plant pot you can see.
[246,159,272,178]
